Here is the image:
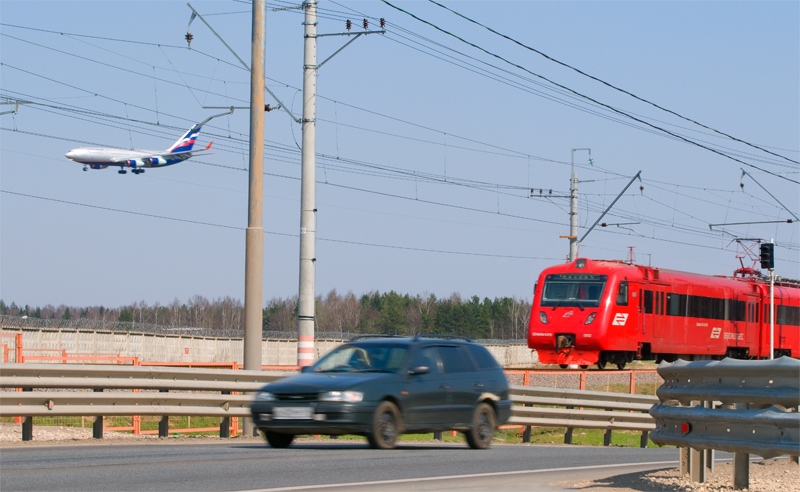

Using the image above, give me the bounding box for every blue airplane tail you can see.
[166,124,202,153]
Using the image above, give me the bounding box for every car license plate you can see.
[273,407,313,420]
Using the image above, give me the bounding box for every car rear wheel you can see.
[465,403,496,450]
[367,401,401,449]
[264,431,295,448]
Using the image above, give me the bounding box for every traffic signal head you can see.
[760,243,775,270]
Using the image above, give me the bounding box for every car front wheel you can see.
[367,401,401,449]
[264,431,295,448]
[465,403,496,450]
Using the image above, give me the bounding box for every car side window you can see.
[465,344,500,370]
[437,346,475,373]
[412,347,441,374]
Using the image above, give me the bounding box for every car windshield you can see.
[540,273,607,308]
[311,344,410,373]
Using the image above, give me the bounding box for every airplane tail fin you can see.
[166,124,202,153]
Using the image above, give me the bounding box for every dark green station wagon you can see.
[250,335,511,449]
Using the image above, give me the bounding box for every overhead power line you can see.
[378,0,800,185]
[0,190,560,260]
[426,0,799,167]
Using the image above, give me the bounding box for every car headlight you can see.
[539,311,548,324]
[256,391,276,401]
[584,313,597,325]
[319,391,364,402]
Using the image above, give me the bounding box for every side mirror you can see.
[408,366,429,376]
[301,366,312,373]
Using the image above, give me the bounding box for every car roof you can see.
[348,335,475,346]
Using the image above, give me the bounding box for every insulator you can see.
[549,189,552,195]
[380,18,386,29]
[601,223,607,227]
[639,185,644,194]
[185,32,193,49]
[346,20,351,31]
[740,182,744,189]
[539,189,543,195]
[363,19,368,30]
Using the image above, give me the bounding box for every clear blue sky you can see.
[1,1,798,307]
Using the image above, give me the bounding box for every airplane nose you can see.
[66,150,76,160]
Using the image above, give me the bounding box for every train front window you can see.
[540,274,607,308]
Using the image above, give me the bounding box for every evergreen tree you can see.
[34,307,41,319]
[62,308,71,320]
[118,309,133,322]
[0,300,6,315]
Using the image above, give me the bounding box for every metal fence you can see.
[649,357,800,489]
[2,364,658,445]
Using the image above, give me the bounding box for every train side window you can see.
[660,292,666,315]
[616,281,628,306]
[756,304,759,323]
[777,305,800,326]
[644,290,654,314]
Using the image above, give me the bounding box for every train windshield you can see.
[540,274,608,308]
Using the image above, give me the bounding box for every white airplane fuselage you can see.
[65,148,190,168]
[65,122,207,174]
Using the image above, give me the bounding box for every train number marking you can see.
[710,327,722,339]
[612,313,628,326]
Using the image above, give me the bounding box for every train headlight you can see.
[539,311,548,324]
[584,313,597,325]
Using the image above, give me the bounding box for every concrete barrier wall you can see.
[1,327,539,368]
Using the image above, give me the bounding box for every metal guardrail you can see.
[2,364,658,445]
[649,357,800,488]
[508,385,657,446]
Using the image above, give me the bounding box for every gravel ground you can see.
[561,458,799,491]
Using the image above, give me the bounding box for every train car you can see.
[527,258,799,369]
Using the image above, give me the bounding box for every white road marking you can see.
[235,460,680,492]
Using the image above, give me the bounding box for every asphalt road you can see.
[1,439,685,492]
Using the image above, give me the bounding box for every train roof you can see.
[541,258,800,292]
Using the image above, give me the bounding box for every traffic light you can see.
[760,243,774,270]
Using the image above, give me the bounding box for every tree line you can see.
[0,290,531,340]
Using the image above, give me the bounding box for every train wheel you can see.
[596,360,607,370]
[616,362,626,370]
[559,364,568,369]
[579,365,588,369]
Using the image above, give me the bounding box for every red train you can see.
[527,258,800,369]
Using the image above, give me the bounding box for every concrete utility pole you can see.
[569,149,591,262]
[769,238,775,360]
[243,0,266,436]
[297,0,318,368]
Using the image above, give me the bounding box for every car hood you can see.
[261,372,393,394]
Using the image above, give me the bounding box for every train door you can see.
[744,296,758,346]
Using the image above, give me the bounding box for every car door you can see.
[402,346,447,429]
[435,345,478,425]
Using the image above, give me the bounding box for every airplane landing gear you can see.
[83,166,88,172]
[118,169,127,174]
[131,169,145,175]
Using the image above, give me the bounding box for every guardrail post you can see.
[705,401,714,473]
[679,447,690,477]
[92,389,103,439]
[733,402,749,490]
[564,406,574,444]
[158,389,169,438]
[603,408,612,446]
[433,432,442,441]
[688,401,705,483]
[22,416,33,441]
[220,391,230,438]
[522,425,531,443]
[20,387,33,441]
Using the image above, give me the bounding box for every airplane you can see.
[65,109,232,174]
